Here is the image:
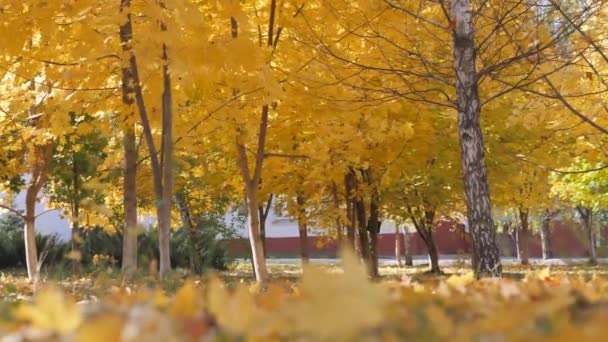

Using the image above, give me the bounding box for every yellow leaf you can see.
[76,314,123,342]
[446,271,475,291]
[169,280,201,318]
[16,287,81,334]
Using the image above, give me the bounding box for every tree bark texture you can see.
[236,105,271,282]
[119,0,172,277]
[518,208,530,265]
[408,207,440,273]
[122,126,138,274]
[395,226,403,267]
[24,142,53,281]
[451,0,502,278]
[258,194,273,258]
[71,154,81,274]
[540,210,555,259]
[120,0,139,275]
[577,206,597,265]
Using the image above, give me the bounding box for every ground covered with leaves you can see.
[2,257,608,341]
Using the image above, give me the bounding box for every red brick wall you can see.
[225,220,604,258]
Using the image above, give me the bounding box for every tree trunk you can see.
[344,171,356,249]
[23,143,52,281]
[408,207,441,273]
[451,0,502,278]
[513,222,521,260]
[403,229,413,266]
[518,208,530,265]
[366,169,380,278]
[24,196,38,281]
[119,0,171,277]
[258,207,267,258]
[235,105,270,283]
[296,195,309,265]
[427,233,440,274]
[242,190,268,282]
[368,220,380,277]
[119,0,139,276]
[175,191,197,272]
[578,207,597,265]
[395,226,403,267]
[331,182,344,245]
[258,194,272,258]
[355,197,370,264]
[158,15,174,277]
[122,126,138,275]
[71,154,81,274]
[540,210,554,259]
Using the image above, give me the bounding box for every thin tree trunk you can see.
[395,226,403,267]
[71,154,81,274]
[24,143,52,281]
[518,208,530,265]
[451,0,502,278]
[236,106,270,282]
[540,210,554,259]
[344,171,356,248]
[119,0,171,276]
[408,207,441,273]
[512,222,521,260]
[158,6,174,277]
[296,195,309,265]
[122,126,138,274]
[403,229,413,266]
[24,195,38,281]
[258,207,267,258]
[331,182,344,245]
[578,207,597,265]
[258,194,272,258]
[119,0,139,276]
[355,197,370,264]
[175,191,197,272]
[366,168,380,278]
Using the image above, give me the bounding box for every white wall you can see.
[0,190,71,241]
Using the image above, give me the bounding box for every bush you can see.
[0,210,237,274]
[0,211,69,270]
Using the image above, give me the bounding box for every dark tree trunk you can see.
[577,206,597,265]
[175,191,198,272]
[540,210,554,259]
[331,182,344,245]
[366,168,380,278]
[258,194,272,259]
[518,208,530,265]
[408,207,441,274]
[403,230,413,266]
[298,219,309,265]
[427,234,440,274]
[355,198,369,263]
[451,0,502,278]
[344,171,356,249]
